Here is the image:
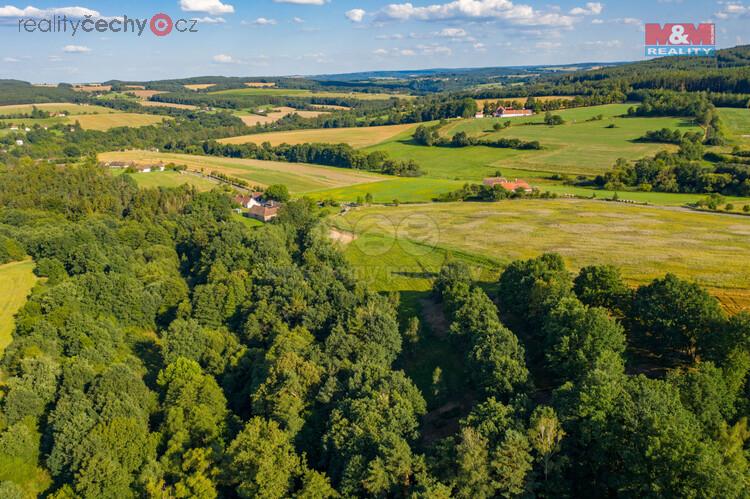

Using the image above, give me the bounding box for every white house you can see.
[234,192,264,209]
[15,139,24,146]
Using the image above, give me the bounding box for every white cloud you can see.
[439,27,468,38]
[535,41,561,49]
[376,0,576,27]
[715,2,749,19]
[3,57,20,63]
[245,17,277,26]
[345,8,366,22]
[179,0,234,15]
[292,16,305,23]
[0,5,99,17]
[194,16,226,24]
[212,54,237,63]
[473,42,486,51]
[62,45,91,53]
[570,2,603,16]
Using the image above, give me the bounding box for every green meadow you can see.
[335,199,750,312]
[0,260,37,353]
[718,107,750,147]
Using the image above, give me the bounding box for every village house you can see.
[15,139,24,146]
[474,111,485,119]
[248,203,280,222]
[234,192,264,209]
[103,161,134,169]
[483,177,533,193]
[492,106,534,118]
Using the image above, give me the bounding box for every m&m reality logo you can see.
[645,23,716,57]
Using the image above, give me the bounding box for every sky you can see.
[0,0,748,83]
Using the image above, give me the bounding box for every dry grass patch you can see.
[127,90,165,99]
[185,83,216,91]
[74,84,112,92]
[219,123,418,148]
[239,107,329,126]
[98,150,385,193]
[245,82,276,87]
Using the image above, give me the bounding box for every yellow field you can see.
[71,113,167,131]
[127,90,165,99]
[245,82,276,88]
[219,123,418,148]
[338,200,750,312]
[98,150,385,193]
[0,103,117,115]
[73,84,112,92]
[139,100,199,110]
[239,107,328,126]
[0,260,37,353]
[185,83,216,90]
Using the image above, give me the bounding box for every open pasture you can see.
[309,177,467,203]
[336,199,750,311]
[718,107,750,146]
[185,83,217,90]
[98,150,385,193]
[71,113,167,131]
[0,260,37,353]
[219,123,417,148]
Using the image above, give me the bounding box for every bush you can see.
[0,235,25,264]
[725,203,735,211]
[744,205,750,213]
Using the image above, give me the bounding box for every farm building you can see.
[134,164,165,173]
[103,161,134,168]
[483,177,533,193]
[248,203,280,222]
[474,111,485,119]
[234,192,264,209]
[493,106,534,118]
[15,139,24,146]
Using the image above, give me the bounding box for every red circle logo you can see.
[150,13,173,36]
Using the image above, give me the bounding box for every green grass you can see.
[0,260,37,353]
[718,107,750,147]
[366,104,701,179]
[335,199,750,312]
[72,113,167,131]
[308,177,467,203]
[0,103,117,115]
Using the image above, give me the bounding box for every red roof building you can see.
[493,106,534,118]
[483,177,533,193]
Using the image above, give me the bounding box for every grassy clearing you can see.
[364,104,699,179]
[219,123,418,148]
[0,260,37,353]
[71,113,167,131]
[718,107,750,147]
[185,83,217,91]
[98,151,385,193]
[335,199,750,311]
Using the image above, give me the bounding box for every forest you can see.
[0,161,749,498]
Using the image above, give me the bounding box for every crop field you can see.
[139,100,199,110]
[72,113,168,130]
[718,107,750,146]
[185,83,217,90]
[219,123,418,148]
[98,150,385,193]
[334,199,750,311]
[0,260,37,353]
[0,103,118,115]
[237,106,328,126]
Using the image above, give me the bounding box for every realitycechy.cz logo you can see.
[17,13,198,37]
[645,23,716,57]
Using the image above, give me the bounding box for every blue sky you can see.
[0,0,747,83]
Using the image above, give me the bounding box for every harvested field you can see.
[219,123,417,148]
[98,150,385,193]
